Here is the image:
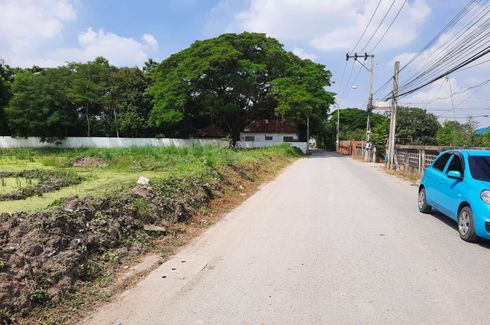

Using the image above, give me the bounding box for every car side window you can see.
[447,155,464,176]
[433,153,451,171]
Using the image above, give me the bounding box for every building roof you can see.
[243,119,298,134]
[474,127,490,135]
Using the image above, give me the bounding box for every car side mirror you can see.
[447,170,462,179]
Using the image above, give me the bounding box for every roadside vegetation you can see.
[326,106,490,155]
[0,145,301,324]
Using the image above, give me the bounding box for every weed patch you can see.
[0,145,301,323]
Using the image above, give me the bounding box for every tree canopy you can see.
[394,107,440,145]
[149,32,334,143]
[323,108,387,149]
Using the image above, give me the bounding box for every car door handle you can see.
[439,179,444,184]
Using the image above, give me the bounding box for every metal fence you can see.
[394,145,490,175]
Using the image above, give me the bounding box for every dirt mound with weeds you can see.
[0,161,265,323]
[72,157,108,168]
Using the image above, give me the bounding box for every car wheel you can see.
[418,188,432,213]
[458,206,479,243]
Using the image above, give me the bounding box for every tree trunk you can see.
[113,106,119,138]
[86,104,91,137]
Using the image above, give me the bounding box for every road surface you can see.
[83,151,490,325]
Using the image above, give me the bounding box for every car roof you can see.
[441,149,490,157]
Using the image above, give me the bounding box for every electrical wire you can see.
[360,0,397,52]
[394,5,490,93]
[350,0,384,53]
[382,0,490,100]
[369,0,408,53]
[374,0,481,97]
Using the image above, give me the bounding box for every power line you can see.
[392,46,490,100]
[340,60,355,98]
[374,0,481,97]
[393,4,490,94]
[382,0,490,100]
[342,64,363,102]
[350,0,384,53]
[447,76,456,119]
[454,57,490,72]
[396,17,490,95]
[369,0,408,53]
[360,0,397,52]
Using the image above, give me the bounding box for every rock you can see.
[137,176,150,186]
[143,225,166,234]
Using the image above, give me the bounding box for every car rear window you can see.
[468,156,490,181]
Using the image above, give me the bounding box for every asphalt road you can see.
[83,151,490,325]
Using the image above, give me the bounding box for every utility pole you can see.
[365,55,375,161]
[345,52,375,160]
[336,106,340,153]
[306,115,310,155]
[388,61,400,170]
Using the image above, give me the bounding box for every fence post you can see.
[420,149,426,175]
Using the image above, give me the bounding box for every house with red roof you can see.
[239,119,299,143]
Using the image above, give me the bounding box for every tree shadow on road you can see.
[307,150,349,158]
[429,210,490,249]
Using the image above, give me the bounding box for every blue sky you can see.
[1,0,489,126]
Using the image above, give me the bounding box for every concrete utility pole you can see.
[345,53,375,160]
[306,115,310,155]
[336,107,340,153]
[365,55,375,161]
[388,61,400,170]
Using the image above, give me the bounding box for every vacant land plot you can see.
[0,145,300,324]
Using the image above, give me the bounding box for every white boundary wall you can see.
[0,136,306,153]
[237,141,307,153]
[0,136,228,149]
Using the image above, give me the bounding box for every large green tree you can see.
[149,32,334,143]
[6,68,76,141]
[436,118,478,146]
[0,64,15,135]
[394,107,440,145]
[108,67,154,137]
[67,57,115,137]
[324,108,387,149]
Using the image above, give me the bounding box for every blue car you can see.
[419,150,490,242]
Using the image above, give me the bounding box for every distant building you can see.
[240,119,299,143]
[474,127,490,136]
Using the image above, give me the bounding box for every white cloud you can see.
[0,0,159,67]
[231,0,431,52]
[0,0,77,60]
[50,28,159,67]
[292,48,317,61]
[142,34,159,50]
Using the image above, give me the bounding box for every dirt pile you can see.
[0,162,260,323]
[72,157,108,168]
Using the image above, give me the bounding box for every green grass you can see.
[0,145,301,213]
[0,177,39,194]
